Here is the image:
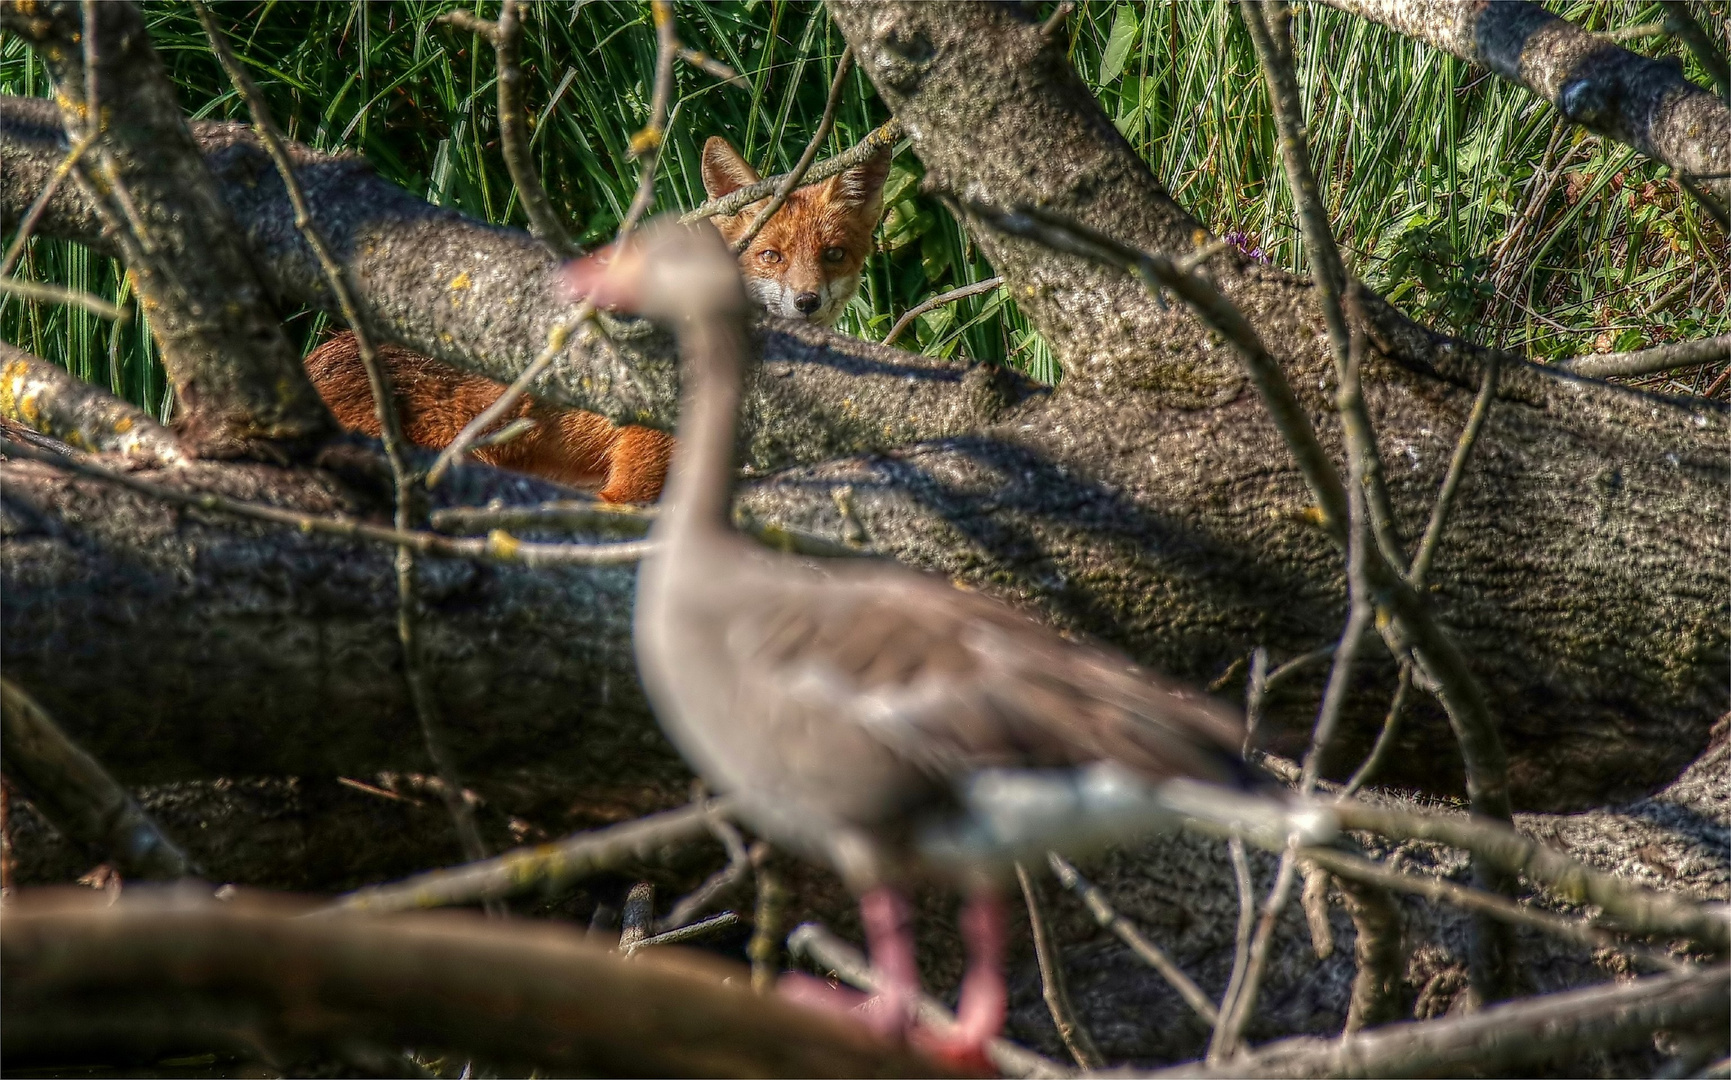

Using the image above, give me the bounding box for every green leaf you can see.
[1098,4,1140,86]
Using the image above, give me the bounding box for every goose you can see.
[567,221,1333,1067]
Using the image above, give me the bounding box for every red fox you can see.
[304,136,890,502]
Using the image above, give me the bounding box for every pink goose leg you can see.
[858,885,923,1037]
[774,886,919,1031]
[914,889,1007,1074]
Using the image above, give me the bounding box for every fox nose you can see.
[793,291,822,315]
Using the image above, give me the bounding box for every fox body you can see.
[303,136,890,501]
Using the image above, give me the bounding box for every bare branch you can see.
[322,799,730,916]
[424,302,595,487]
[1148,962,1730,1078]
[192,0,490,871]
[1332,801,1731,952]
[1319,0,1731,223]
[0,128,94,280]
[731,48,856,255]
[1047,852,1219,1026]
[470,2,576,252]
[0,0,334,457]
[0,342,181,463]
[625,910,742,955]
[431,498,870,559]
[1555,334,1731,381]
[1302,846,1685,972]
[0,435,652,568]
[1207,836,1257,1063]
[0,678,193,880]
[680,119,905,223]
[618,0,678,236]
[0,276,129,322]
[1017,862,1105,1069]
[883,276,1005,347]
[3,891,955,1078]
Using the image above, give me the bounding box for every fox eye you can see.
[822,245,848,264]
[758,249,783,265]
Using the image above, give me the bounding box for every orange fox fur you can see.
[302,136,890,503]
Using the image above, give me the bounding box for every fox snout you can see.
[701,136,890,327]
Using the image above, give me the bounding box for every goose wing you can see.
[726,566,1249,814]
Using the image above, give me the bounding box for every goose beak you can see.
[562,218,749,322]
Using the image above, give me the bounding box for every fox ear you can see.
[701,137,759,199]
[828,144,892,213]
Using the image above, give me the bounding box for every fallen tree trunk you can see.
[0,888,955,1078]
[9,5,1724,811]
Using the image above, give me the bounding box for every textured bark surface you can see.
[0,3,334,457]
[1320,0,1731,213]
[2,2,1729,1067]
[0,96,999,466]
[3,6,1727,812]
[0,343,183,463]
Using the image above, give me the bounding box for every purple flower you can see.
[1222,230,1269,264]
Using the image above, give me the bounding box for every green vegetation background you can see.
[2,0,1726,422]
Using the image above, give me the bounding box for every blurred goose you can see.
[568,221,1333,1067]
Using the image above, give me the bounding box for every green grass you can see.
[3,0,1726,407]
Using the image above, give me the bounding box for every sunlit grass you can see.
[2,0,1725,406]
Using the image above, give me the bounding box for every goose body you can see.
[572,221,1330,1064]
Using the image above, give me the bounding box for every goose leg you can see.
[858,885,922,1037]
[913,888,1006,1072]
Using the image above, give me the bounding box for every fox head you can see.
[701,135,891,327]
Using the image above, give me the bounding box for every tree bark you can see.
[1318,0,1731,219]
[0,96,1001,468]
[0,3,335,457]
[4,1,1728,808]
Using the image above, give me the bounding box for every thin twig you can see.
[1017,862,1105,1069]
[430,495,869,558]
[1214,846,1302,1059]
[677,46,747,88]
[320,799,731,915]
[1242,0,1405,575]
[658,811,751,933]
[1554,334,1730,381]
[1207,836,1257,1063]
[618,880,655,950]
[0,678,195,881]
[1299,846,1687,973]
[1331,801,1731,951]
[787,923,1075,1079]
[1148,963,1730,1079]
[748,843,785,994]
[195,0,490,868]
[443,1,577,254]
[1408,354,1500,591]
[680,120,904,223]
[0,278,129,322]
[883,276,1005,346]
[0,436,653,567]
[424,301,594,488]
[1047,852,1218,1025]
[624,910,742,955]
[730,48,855,255]
[973,201,1513,831]
[0,129,96,281]
[1040,2,1075,38]
[1339,663,1412,797]
[1242,646,1271,755]
[618,0,678,236]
